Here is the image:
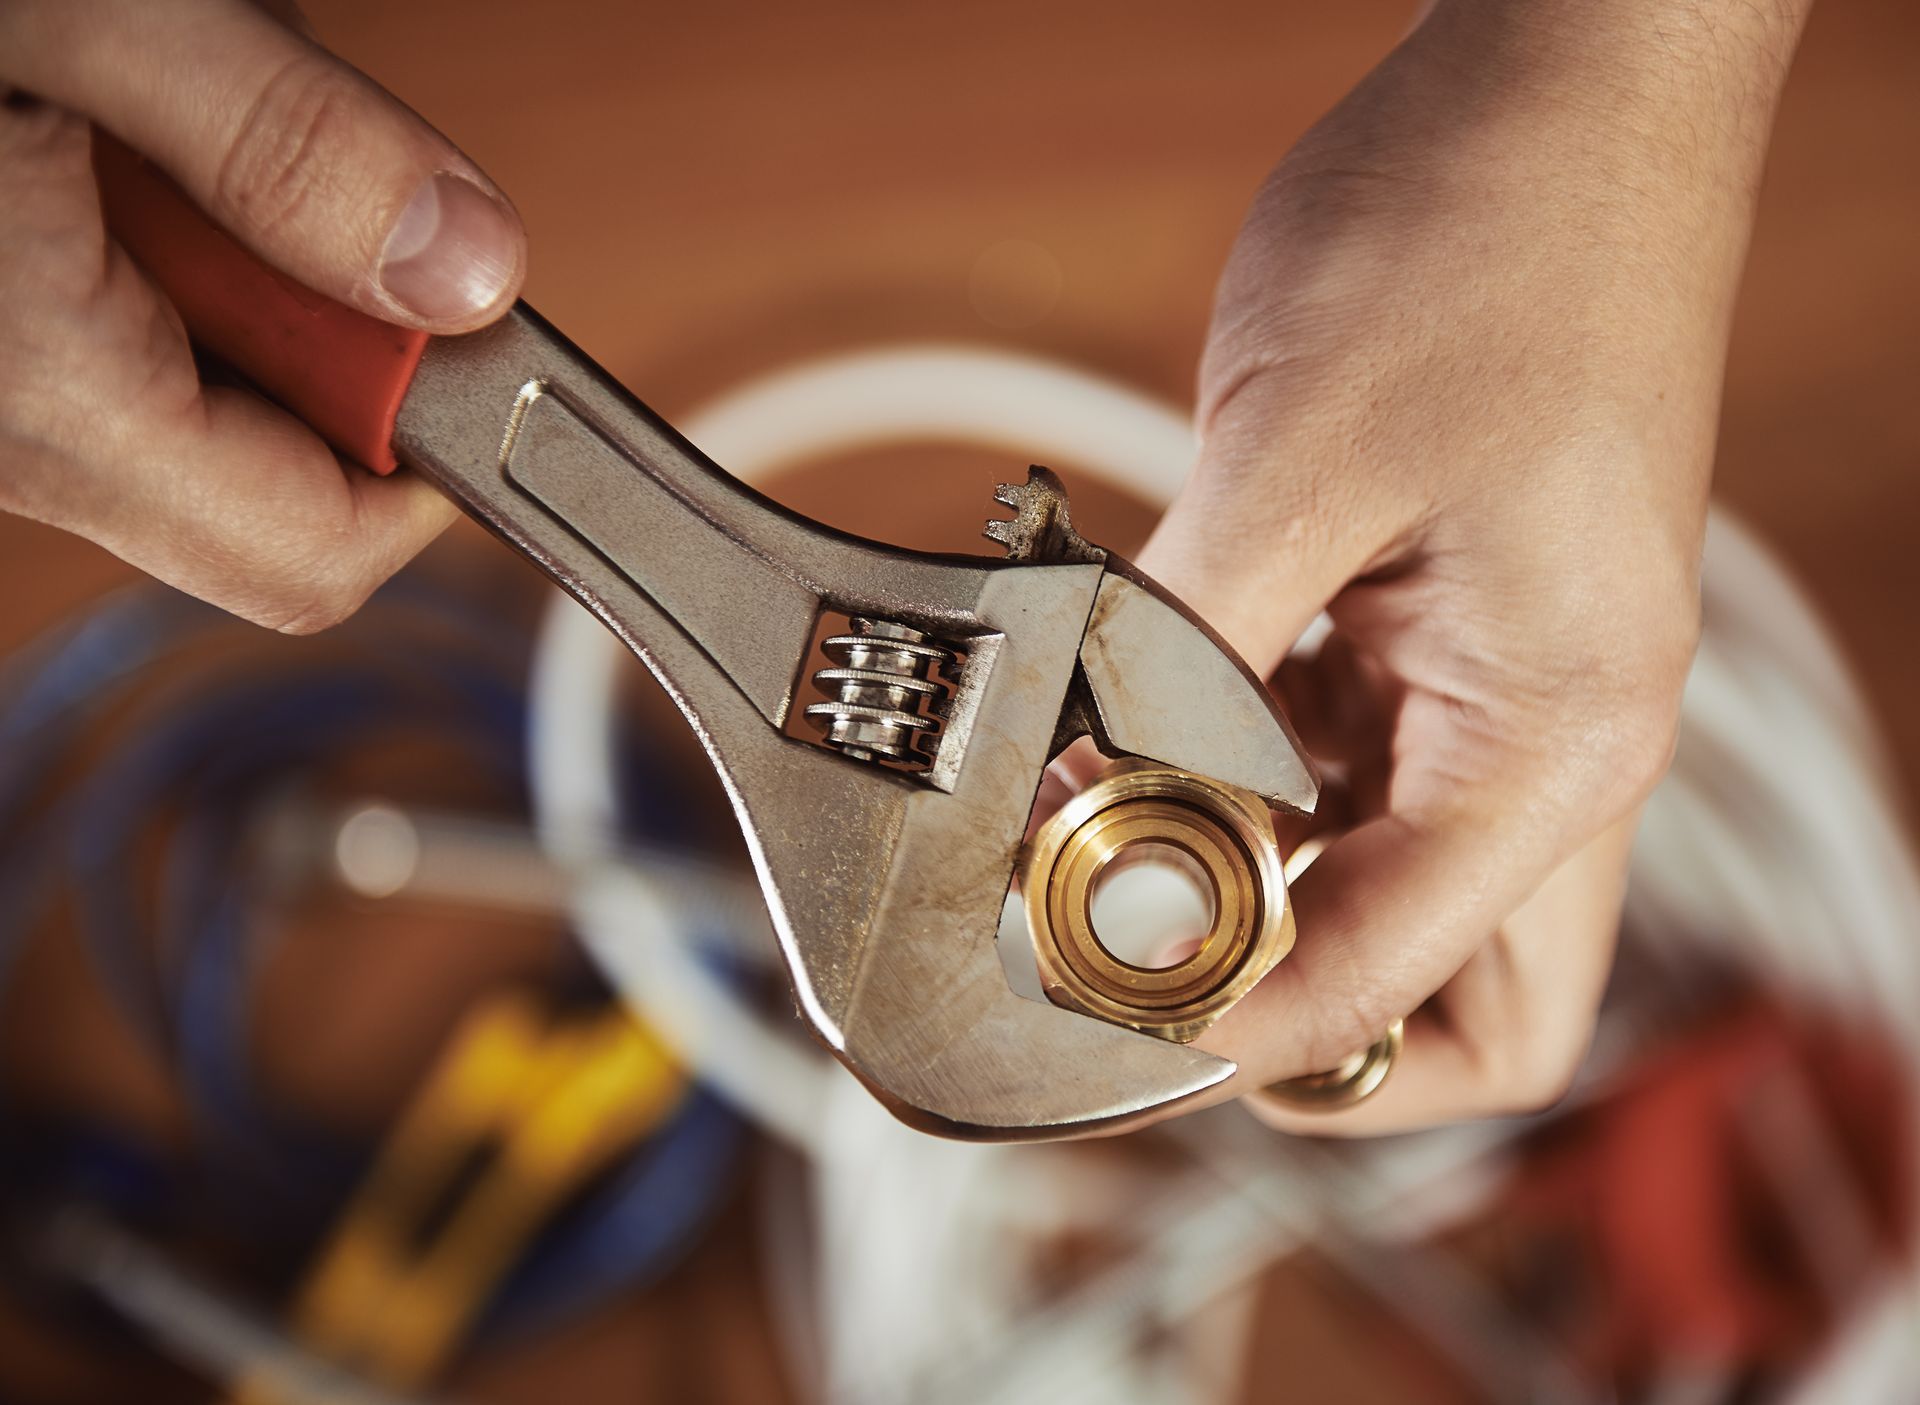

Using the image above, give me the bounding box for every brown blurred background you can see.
[4,0,1917,803]
[0,2,1915,1402]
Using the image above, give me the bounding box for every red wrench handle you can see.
[92,131,427,474]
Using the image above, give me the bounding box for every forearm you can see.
[1224,0,1809,488]
[1402,0,1811,223]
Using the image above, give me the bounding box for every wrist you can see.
[1407,0,1809,167]
[1263,0,1813,316]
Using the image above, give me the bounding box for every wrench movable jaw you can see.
[981,470,1318,817]
[1075,566,1319,818]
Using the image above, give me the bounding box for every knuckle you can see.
[1612,705,1683,801]
[0,439,42,518]
[0,98,87,181]
[235,520,383,636]
[1485,1024,1591,1117]
[1525,611,1696,823]
[1573,658,1690,814]
[1,110,104,301]
[1301,989,1402,1080]
[213,52,358,241]
[1497,1060,1580,1118]
[259,572,371,635]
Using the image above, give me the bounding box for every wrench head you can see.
[754,471,1317,1140]
[745,558,1246,1140]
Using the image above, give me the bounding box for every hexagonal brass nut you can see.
[1020,759,1294,1043]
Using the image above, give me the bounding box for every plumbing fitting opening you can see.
[1021,759,1294,1043]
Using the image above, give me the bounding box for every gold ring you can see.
[1022,760,1293,1043]
[1255,1018,1405,1112]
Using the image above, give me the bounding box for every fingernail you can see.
[378,172,520,323]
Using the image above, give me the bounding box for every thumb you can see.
[6,0,524,331]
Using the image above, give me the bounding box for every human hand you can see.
[1139,0,1810,1132]
[0,0,525,631]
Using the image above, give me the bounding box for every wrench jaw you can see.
[733,725,1242,1142]
[983,468,1318,816]
[1071,562,1320,818]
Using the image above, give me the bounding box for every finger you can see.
[1271,632,1394,770]
[0,0,524,330]
[1238,813,1635,1136]
[0,102,454,630]
[20,372,456,633]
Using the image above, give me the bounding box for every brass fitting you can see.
[1021,760,1293,1043]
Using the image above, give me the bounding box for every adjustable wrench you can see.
[95,135,1317,1140]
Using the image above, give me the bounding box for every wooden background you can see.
[0,2,1914,1400]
